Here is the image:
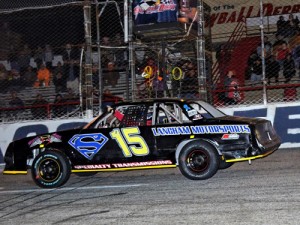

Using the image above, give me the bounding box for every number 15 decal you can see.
[110,127,149,157]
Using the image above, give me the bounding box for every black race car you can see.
[3,99,281,188]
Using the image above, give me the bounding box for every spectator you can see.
[17,46,31,75]
[283,54,296,83]
[34,64,50,87]
[53,62,67,93]
[103,61,120,87]
[224,70,240,105]
[276,16,287,37]
[292,45,300,76]
[64,88,78,112]
[9,69,22,88]
[34,46,44,70]
[53,94,67,118]
[257,36,272,58]
[275,42,290,69]
[8,91,24,108]
[250,58,262,84]
[53,71,67,93]
[181,61,198,99]
[113,33,127,67]
[287,14,300,36]
[44,44,54,71]
[62,43,80,82]
[31,94,48,119]
[266,55,280,84]
[0,63,8,92]
[23,66,37,87]
[101,36,114,67]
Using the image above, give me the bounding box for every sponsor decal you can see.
[74,160,173,170]
[221,133,240,140]
[68,133,109,160]
[152,125,250,136]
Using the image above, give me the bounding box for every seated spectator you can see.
[0,63,9,92]
[44,44,54,71]
[224,70,241,105]
[292,45,300,76]
[257,36,272,58]
[34,64,50,87]
[275,42,290,69]
[53,94,67,118]
[266,55,280,84]
[276,16,287,37]
[31,94,48,119]
[283,54,296,83]
[64,88,78,112]
[103,61,120,87]
[9,69,22,88]
[53,71,67,93]
[23,66,37,87]
[250,58,262,84]
[34,46,44,70]
[8,91,24,108]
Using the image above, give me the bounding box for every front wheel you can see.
[31,150,71,188]
[178,141,219,180]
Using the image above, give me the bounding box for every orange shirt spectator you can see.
[35,64,50,87]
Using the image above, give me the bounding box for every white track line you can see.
[0,184,146,194]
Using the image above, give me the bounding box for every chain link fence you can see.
[0,0,299,123]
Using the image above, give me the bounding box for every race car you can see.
[3,99,281,188]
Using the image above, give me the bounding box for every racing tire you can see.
[31,150,71,188]
[219,159,234,170]
[178,141,219,180]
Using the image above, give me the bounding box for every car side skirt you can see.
[72,164,177,173]
[225,150,275,163]
[3,171,28,175]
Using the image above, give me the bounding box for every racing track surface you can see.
[0,148,300,225]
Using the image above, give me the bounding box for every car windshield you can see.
[189,100,226,118]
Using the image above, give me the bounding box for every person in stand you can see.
[8,91,24,108]
[44,44,54,72]
[53,94,67,118]
[266,55,280,84]
[224,70,240,105]
[181,61,198,99]
[35,64,51,87]
[250,58,262,85]
[31,94,48,119]
[62,43,80,82]
[283,53,296,83]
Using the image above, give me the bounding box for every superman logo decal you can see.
[68,133,109,160]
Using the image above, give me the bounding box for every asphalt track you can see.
[0,148,300,225]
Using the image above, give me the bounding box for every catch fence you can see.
[0,0,299,122]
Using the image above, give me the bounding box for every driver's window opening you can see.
[156,103,184,125]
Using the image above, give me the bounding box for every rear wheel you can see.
[31,150,71,188]
[178,141,219,180]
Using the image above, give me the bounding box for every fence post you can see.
[197,0,207,101]
[259,0,268,105]
[83,0,93,118]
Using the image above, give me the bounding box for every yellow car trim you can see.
[3,171,28,175]
[225,150,275,163]
[72,164,176,173]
